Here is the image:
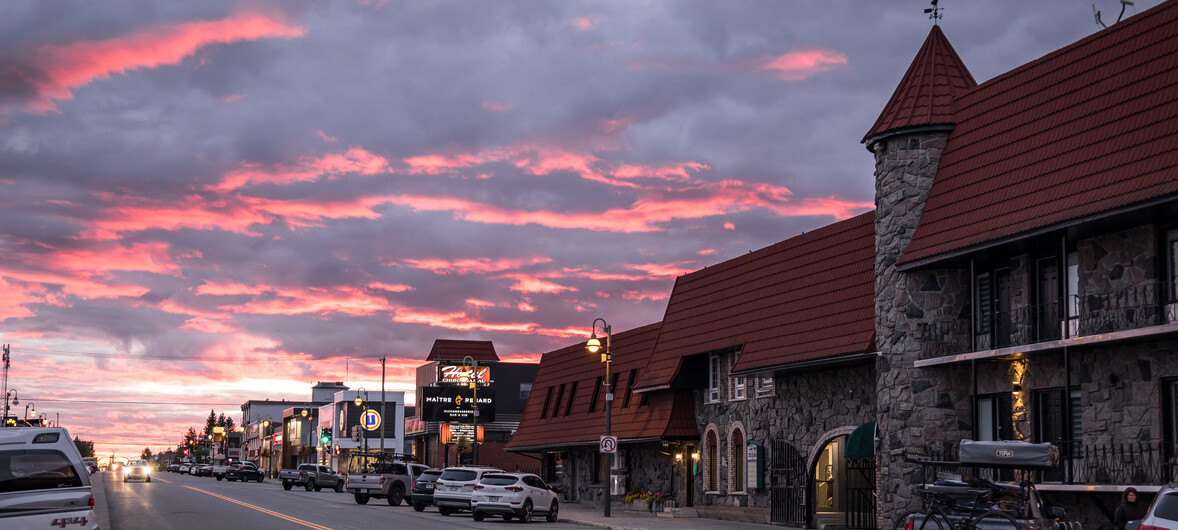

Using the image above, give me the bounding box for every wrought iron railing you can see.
[921,283,1167,358]
[913,440,1178,486]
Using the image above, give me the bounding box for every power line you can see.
[7,346,391,362]
[33,398,243,406]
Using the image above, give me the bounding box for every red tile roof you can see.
[863,25,977,146]
[506,323,698,452]
[898,1,1178,266]
[633,211,876,392]
[426,339,499,362]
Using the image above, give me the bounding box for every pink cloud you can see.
[0,267,149,299]
[17,11,306,113]
[622,290,670,301]
[493,273,577,294]
[569,16,604,31]
[39,242,180,276]
[465,298,497,308]
[195,281,269,296]
[517,301,537,312]
[625,261,698,278]
[757,49,849,81]
[316,130,339,143]
[723,222,736,230]
[698,249,717,255]
[481,101,514,112]
[224,286,391,316]
[218,93,245,103]
[214,147,390,191]
[395,257,552,275]
[368,282,413,292]
[0,278,40,320]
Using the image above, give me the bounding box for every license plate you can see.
[488,496,500,502]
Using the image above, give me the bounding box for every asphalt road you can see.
[100,470,583,530]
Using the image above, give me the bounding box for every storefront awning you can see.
[845,421,876,460]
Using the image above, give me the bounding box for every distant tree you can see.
[203,410,217,437]
[225,417,236,432]
[183,427,200,451]
[141,448,154,460]
[73,436,95,458]
[216,412,227,429]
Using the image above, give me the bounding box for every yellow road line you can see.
[182,485,333,530]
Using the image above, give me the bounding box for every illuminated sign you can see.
[440,423,484,444]
[438,364,491,385]
[421,386,496,423]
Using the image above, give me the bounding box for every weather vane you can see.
[924,0,943,24]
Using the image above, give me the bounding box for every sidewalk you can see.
[559,503,776,530]
[90,471,112,530]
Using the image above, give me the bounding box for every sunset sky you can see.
[1,0,1152,459]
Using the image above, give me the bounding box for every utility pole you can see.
[380,356,386,454]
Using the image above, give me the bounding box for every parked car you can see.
[0,427,98,529]
[470,473,559,523]
[411,469,443,511]
[280,463,345,492]
[124,459,152,482]
[1134,484,1178,530]
[225,462,265,483]
[193,464,213,477]
[211,462,237,480]
[166,463,180,473]
[177,462,192,474]
[344,452,426,506]
[432,466,504,516]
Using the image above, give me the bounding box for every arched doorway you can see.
[813,435,848,517]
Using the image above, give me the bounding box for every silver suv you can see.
[0,427,97,529]
[433,466,503,516]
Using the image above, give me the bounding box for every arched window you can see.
[730,426,746,493]
[706,428,719,492]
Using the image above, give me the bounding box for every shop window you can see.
[707,354,721,403]
[976,393,1013,441]
[756,375,775,396]
[730,353,746,401]
[729,426,746,493]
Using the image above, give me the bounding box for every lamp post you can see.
[586,318,612,517]
[460,356,479,466]
[262,420,272,478]
[38,412,48,427]
[24,403,34,426]
[3,389,17,427]
[354,388,369,453]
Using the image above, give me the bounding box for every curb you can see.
[90,472,112,530]
[558,518,639,530]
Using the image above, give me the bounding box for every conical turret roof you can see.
[862,25,976,147]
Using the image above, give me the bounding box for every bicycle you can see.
[889,483,1019,530]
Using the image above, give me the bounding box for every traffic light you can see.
[183,449,189,456]
[320,427,331,445]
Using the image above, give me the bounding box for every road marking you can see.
[181,485,333,530]
[152,477,171,483]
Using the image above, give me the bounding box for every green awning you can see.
[845,421,876,460]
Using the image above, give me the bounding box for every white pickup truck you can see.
[344,452,428,506]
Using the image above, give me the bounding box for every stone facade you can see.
[694,353,876,517]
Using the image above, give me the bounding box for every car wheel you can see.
[519,500,533,523]
[387,485,404,506]
[305,479,315,492]
[216,476,223,481]
[439,507,452,516]
[546,500,558,523]
[502,514,513,521]
[335,482,344,493]
[283,482,293,490]
[355,492,370,505]
[256,475,264,483]
[314,483,323,492]
[473,511,486,522]
[413,503,425,512]
[146,476,151,483]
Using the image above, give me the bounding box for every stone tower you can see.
[864,25,977,525]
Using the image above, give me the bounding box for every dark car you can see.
[225,462,265,483]
[166,463,180,473]
[411,469,443,511]
[194,464,213,477]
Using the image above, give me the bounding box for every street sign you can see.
[420,387,496,422]
[362,409,381,431]
[600,436,618,454]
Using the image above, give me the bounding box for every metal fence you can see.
[915,440,1178,486]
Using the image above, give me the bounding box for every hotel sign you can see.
[438,364,491,385]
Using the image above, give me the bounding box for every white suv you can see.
[471,473,558,523]
[432,466,503,515]
[0,427,97,529]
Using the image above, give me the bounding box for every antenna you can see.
[924,0,943,24]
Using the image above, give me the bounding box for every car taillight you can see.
[380,476,387,485]
[89,496,95,510]
[436,480,445,486]
[506,486,524,492]
[1140,525,1170,530]
[473,485,484,490]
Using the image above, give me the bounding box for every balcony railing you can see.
[921,282,1170,359]
[915,440,1178,486]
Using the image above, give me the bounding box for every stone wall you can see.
[1076,224,1162,334]
[693,359,877,511]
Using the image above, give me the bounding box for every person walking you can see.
[1115,487,1146,530]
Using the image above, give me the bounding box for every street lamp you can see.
[25,402,35,426]
[3,390,17,427]
[354,388,369,453]
[38,413,48,427]
[586,318,613,517]
[460,355,479,466]
[262,420,272,478]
